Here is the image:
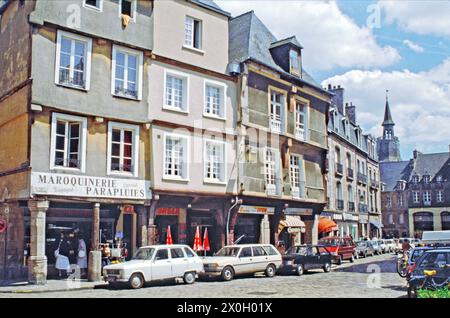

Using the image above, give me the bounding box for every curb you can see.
[0,283,107,294]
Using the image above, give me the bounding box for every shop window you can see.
[55,30,92,90]
[107,122,140,177]
[112,44,143,100]
[155,249,169,261]
[50,113,87,172]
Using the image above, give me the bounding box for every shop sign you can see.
[342,213,358,222]
[156,208,180,216]
[31,172,152,200]
[238,205,275,215]
[333,213,343,221]
[122,205,134,214]
[321,212,333,218]
[359,214,369,224]
[0,219,6,233]
[284,208,313,216]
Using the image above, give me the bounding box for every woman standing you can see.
[54,232,70,278]
[76,233,88,277]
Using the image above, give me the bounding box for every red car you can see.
[318,236,356,265]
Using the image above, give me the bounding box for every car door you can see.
[237,247,253,274]
[170,247,188,277]
[252,246,268,271]
[151,248,172,280]
[309,247,322,269]
[183,246,202,272]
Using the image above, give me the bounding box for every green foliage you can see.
[417,287,450,298]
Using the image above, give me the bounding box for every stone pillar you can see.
[259,214,270,244]
[27,200,49,285]
[147,198,159,245]
[178,208,187,244]
[136,206,148,247]
[434,211,442,231]
[311,214,319,245]
[88,203,101,282]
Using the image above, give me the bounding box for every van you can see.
[318,236,356,265]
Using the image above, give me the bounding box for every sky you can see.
[216,0,450,159]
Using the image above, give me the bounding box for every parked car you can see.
[407,249,450,298]
[200,244,282,281]
[103,244,204,289]
[318,236,356,265]
[371,240,383,255]
[384,239,397,253]
[279,245,332,275]
[355,241,375,258]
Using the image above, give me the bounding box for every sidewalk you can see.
[0,279,107,294]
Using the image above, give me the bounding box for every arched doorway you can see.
[413,212,434,238]
[441,212,450,231]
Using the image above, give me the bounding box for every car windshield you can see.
[132,247,155,260]
[411,249,427,262]
[215,247,240,257]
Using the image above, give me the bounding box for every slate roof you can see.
[269,36,303,49]
[190,0,231,17]
[229,11,323,91]
[380,161,411,191]
[410,152,450,181]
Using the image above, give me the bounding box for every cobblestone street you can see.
[1,253,407,298]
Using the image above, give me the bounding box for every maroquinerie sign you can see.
[31,172,151,200]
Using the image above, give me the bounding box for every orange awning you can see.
[318,217,338,234]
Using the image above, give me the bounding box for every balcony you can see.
[370,179,379,189]
[335,163,343,177]
[336,199,344,210]
[348,201,355,212]
[357,173,368,185]
[295,127,306,142]
[270,115,282,133]
[358,203,368,213]
[347,168,354,180]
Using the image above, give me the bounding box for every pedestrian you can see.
[76,231,88,277]
[54,232,70,278]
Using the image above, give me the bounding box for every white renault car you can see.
[201,244,282,281]
[103,244,204,289]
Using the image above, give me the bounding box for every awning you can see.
[318,217,338,234]
[370,220,384,229]
[281,215,306,228]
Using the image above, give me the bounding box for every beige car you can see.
[201,244,282,281]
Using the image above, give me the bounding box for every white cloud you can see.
[217,1,400,71]
[380,1,450,37]
[403,40,424,53]
[322,58,450,156]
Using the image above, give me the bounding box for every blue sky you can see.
[218,0,450,160]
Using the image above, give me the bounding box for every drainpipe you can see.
[226,197,242,245]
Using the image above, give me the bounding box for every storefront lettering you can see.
[32,172,151,200]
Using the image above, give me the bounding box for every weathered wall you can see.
[0,0,33,97]
[31,26,151,122]
[29,0,153,50]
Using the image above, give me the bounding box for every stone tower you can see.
[377,91,402,162]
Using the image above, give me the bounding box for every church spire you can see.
[382,90,395,126]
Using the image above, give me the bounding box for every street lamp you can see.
[226,197,242,245]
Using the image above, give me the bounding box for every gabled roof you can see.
[411,152,450,181]
[229,11,322,90]
[190,0,231,17]
[380,161,411,191]
[269,36,303,50]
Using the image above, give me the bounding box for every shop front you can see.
[155,207,183,245]
[187,210,219,255]
[234,205,274,245]
[341,213,359,239]
[369,215,383,239]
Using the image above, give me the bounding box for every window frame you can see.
[163,69,190,114]
[413,191,420,203]
[290,154,304,199]
[268,86,287,134]
[294,98,309,141]
[289,49,301,76]
[203,79,227,120]
[50,112,88,173]
[83,0,103,11]
[437,190,444,203]
[163,133,190,181]
[106,121,140,177]
[203,139,227,184]
[55,30,93,91]
[265,147,280,196]
[184,15,203,51]
[111,44,144,100]
[118,0,137,22]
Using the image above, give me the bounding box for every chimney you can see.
[329,85,345,115]
[345,102,356,124]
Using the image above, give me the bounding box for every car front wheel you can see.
[265,264,276,278]
[129,273,144,289]
[183,271,196,284]
[323,262,331,273]
[221,266,235,281]
[296,264,304,276]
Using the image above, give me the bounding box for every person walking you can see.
[76,233,88,277]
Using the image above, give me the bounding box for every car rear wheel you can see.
[221,266,234,281]
[265,264,276,278]
[296,264,304,276]
[183,271,196,284]
[129,273,144,289]
[323,262,331,273]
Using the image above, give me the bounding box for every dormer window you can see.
[423,175,430,184]
[436,175,443,183]
[412,175,419,184]
[289,50,301,76]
